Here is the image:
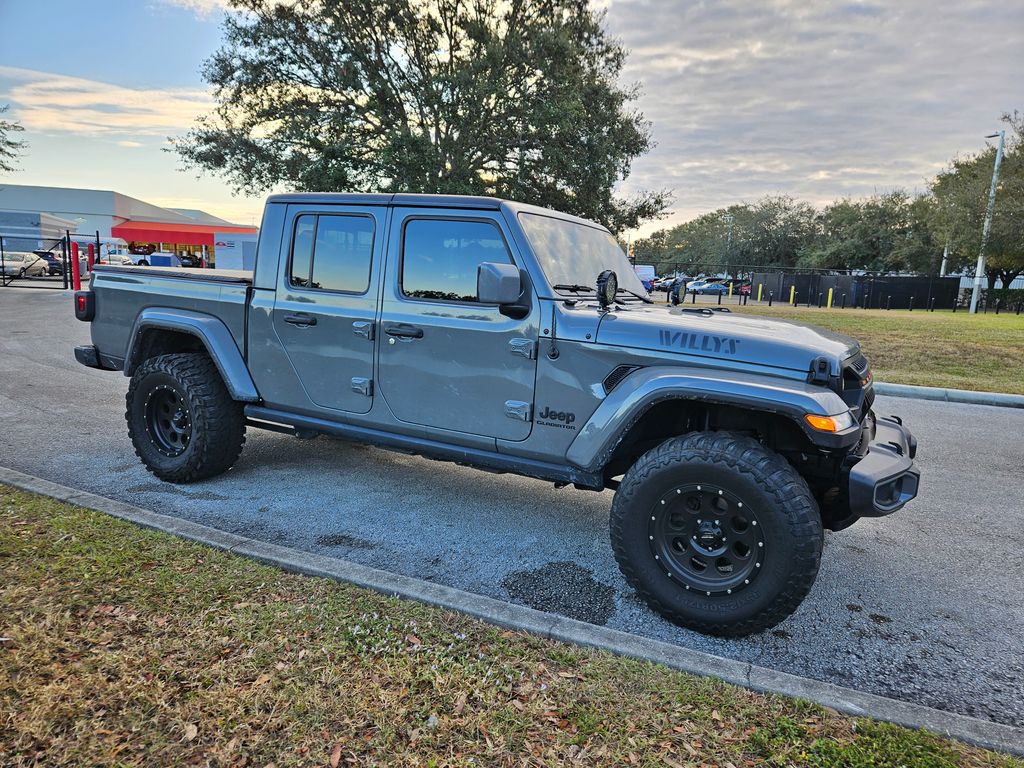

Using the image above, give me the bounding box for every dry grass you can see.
[726,303,1024,394]
[2,485,1021,767]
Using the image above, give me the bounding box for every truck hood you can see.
[595,304,859,373]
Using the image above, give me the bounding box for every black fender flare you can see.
[123,307,259,402]
[565,365,857,473]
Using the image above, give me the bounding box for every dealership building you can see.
[0,184,258,266]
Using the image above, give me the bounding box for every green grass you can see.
[728,303,1024,394]
[2,485,1021,767]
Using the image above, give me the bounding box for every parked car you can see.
[98,254,136,267]
[33,251,64,276]
[695,281,730,295]
[653,276,684,291]
[738,283,752,296]
[0,252,48,278]
[686,278,723,293]
[75,191,919,638]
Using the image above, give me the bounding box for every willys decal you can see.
[658,330,741,355]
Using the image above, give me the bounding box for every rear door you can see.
[272,204,383,414]
[377,209,539,441]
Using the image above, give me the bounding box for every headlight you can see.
[804,411,857,433]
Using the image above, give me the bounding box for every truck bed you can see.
[88,265,252,369]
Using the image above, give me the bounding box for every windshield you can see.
[518,212,648,296]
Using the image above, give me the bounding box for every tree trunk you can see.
[985,270,999,291]
[998,269,1022,289]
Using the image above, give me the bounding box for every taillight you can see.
[74,291,95,321]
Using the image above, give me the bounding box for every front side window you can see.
[289,213,374,293]
[401,219,512,303]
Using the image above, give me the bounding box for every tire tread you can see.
[126,352,246,483]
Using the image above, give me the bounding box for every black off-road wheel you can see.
[611,432,822,637]
[126,352,245,483]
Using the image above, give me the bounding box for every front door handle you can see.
[385,324,424,340]
[283,312,317,327]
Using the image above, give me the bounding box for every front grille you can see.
[841,351,873,418]
[846,352,869,377]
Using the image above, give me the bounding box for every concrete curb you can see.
[2,465,1022,757]
[874,382,1024,409]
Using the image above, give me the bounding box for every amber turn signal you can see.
[804,412,856,432]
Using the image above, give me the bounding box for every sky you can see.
[0,0,1020,235]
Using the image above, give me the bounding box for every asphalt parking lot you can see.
[2,287,1022,727]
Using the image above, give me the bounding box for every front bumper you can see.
[846,413,919,518]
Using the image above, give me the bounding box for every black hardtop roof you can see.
[266,192,504,210]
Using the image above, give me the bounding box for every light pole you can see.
[722,213,734,277]
[970,131,1005,314]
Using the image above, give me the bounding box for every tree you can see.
[632,195,817,276]
[798,191,940,274]
[173,0,669,232]
[0,104,27,174]
[931,111,1023,289]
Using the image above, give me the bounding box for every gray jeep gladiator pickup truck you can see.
[74,193,919,637]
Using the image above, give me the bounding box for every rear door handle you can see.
[283,313,317,327]
[385,324,424,339]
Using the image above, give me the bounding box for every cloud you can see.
[0,66,211,138]
[604,0,1024,234]
[156,0,230,18]
[147,194,263,226]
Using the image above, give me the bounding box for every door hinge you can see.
[352,320,374,340]
[351,377,373,396]
[509,338,537,360]
[504,400,533,421]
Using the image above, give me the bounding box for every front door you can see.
[377,209,539,441]
[273,204,383,414]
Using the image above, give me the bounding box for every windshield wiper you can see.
[617,287,654,304]
[552,284,595,293]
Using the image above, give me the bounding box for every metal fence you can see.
[0,233,71,289]
[0,230,107,290]
[646,270,1023,315]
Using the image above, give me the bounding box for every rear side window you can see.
[401,219,512,303]
[289,213,374,293]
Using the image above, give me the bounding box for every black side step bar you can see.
[243,405,604,491]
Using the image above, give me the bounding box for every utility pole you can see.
[970,130,1005,314]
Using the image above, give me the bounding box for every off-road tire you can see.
[126,352,245,483]
[611,432,822,637]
